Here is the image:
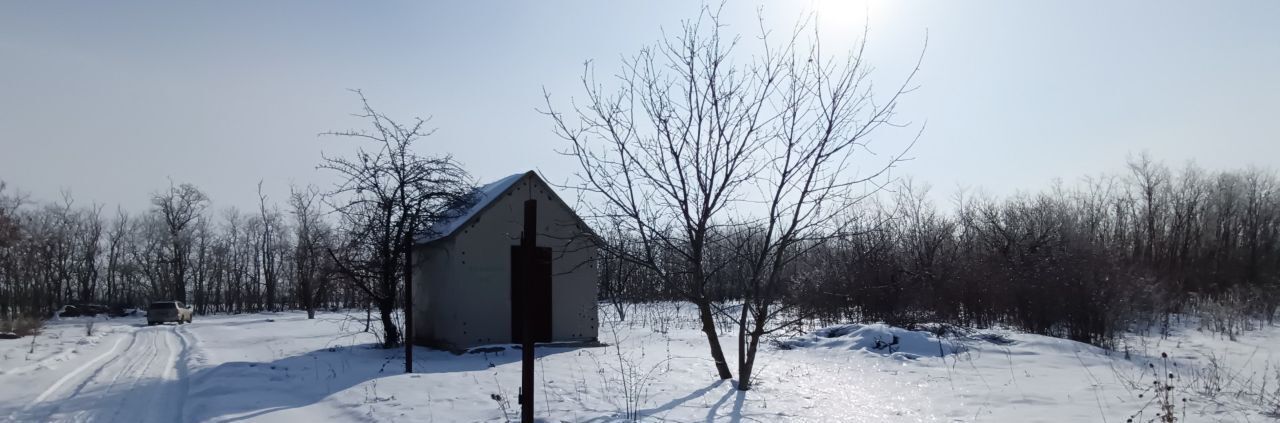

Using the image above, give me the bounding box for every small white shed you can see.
[412,171,598,351]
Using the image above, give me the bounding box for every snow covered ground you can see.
[1,305,1278,422]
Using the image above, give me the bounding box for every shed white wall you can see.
[413,174,598,350]
[412,241,452,345]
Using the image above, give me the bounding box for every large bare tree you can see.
[546,9,922,388]
[289,184,329,319]
[256,181,283,312]
[321,90,474,363]
[151,182,208,303]
[74,204,104,303]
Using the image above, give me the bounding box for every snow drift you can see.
[779,323,967,360]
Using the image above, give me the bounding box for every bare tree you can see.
[1127,152,1170,265]
[727,24,922,391]
[547,8,921,387]
[546,9,781,381]
[321,90,473,363]
[75,204,104,303]
[151,182,209,303]
[290,184,328,319]
[222,208,247,312]
[49,193,79,308]
[191,215,212,314]
[0,182,25,317]
[257,181,282,311]
[104,207,130,308]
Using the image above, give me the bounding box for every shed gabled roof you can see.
[416,171,529,244]
[417,170,598,245]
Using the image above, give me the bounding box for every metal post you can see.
[520,199,536,423]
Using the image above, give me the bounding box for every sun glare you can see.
[811,0,889,32]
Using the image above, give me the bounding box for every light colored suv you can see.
[147,301,193,325]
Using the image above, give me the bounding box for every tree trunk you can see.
[378,298,399,348]
[179,255,188,303]
[695,300,733,379]
[737,302,747,386]
[738,330,762,391]
[364,305,372,332]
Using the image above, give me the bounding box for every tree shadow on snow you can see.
[186,342,584,422]
[14,340,589,422]
[703,382,747,423]
[579,380,749,423]
[643,379,727,418]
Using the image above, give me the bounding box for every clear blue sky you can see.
[2,1,1277,212]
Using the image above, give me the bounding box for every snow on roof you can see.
[416,171,528,244]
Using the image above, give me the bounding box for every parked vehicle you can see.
[147,301,193,325]
[58,304,112,318]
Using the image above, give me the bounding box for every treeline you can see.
[600,155,1280,347]
[1,92,474,356]
[0,180,355,319]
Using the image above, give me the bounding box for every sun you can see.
[810,0,890,30]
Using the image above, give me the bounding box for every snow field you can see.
[1,304,1278,422]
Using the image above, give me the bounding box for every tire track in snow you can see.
[59,328,156,423]
[6,331,132,422]
[114,325,182,422]
[172,324,194,422]
[9,324,193,423]
[64,330,152,422]
[36,327,158,422]
[97,330,160,422]
[101,327,166,422]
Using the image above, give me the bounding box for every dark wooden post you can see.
[404,235,413,373]
[519,199,536,423]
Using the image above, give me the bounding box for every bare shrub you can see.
[590,326,671,421]
[1186,352,1229,399]
[1189,287,1275,341]
[1265,366,1280,417]
[1125,352,1184,423]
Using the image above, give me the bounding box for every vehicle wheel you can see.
[148,322,156,326]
